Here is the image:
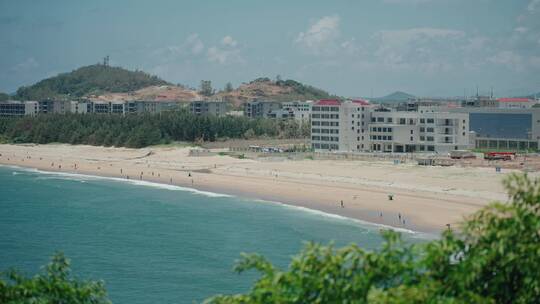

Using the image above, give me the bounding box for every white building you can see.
[311,99,470,153]
[281,101,312,122]
[0,100,38,117]
[311,99,372,151]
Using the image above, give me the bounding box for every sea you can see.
[0,165,428,303]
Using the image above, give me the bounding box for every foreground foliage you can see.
[0,253,110,304]
[0,110,309,148]
[206,173,540,303]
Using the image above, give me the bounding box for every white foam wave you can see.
[250,198,431,237]
[0,165,230,198]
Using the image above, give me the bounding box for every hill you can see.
[87,85,201,102]
[14,64,170,100]
[215,78,338,107]
[10,64,337,105]
[370,91,415,103]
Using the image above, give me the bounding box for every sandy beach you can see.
[1,143,532,234]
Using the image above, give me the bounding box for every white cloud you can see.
[152,33,205,60]
[207,46,243,65]
[207,35,243,64]
[11,57,39,72]
[295,15,340,55]
[221,35,237,47]
[514,26,528,33]
[372,28,465,72]
[186,33,205,54]
[527,0,540,12]
[382,0,433,4]
[488,51,523,71]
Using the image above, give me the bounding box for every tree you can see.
[200,80,214,97]
[0,92,10,101]
[0,252,111,304]
[224,82,234,93]
[206,173,540,303]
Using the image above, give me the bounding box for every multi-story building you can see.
[281,101,312,122]
[0,100,38,117]
[189,101,228,116]
[449,107,540,151]
[496,98,537,109]
[311,99,470,153]
[243,100,282,118]
[311,99,372,151]
[368,109,469,153]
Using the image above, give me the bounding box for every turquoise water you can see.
[0,166,424,303]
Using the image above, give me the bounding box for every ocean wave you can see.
[1,164,432,237]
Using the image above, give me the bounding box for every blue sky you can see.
[0,0,539,97]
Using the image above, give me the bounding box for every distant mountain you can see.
[371,91,415,103]
[215,78,338,107]
[14,64,171,100]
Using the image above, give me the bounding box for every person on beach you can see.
[170,178,172,183]
[398,213,401,221]
[340,200,344,208]
[188,172,191,177]
[127,175,130,179]
[120,168,123,174]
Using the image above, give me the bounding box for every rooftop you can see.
[497,98,532,102]
[316,99,341,106]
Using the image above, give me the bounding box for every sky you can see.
[0,0,539,98]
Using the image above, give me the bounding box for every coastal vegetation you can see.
[0,111,309,148]
[1,174,538,303]
[0,253,110,304]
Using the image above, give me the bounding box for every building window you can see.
[410,130,413,134]
[410,136,413,141]
[428,146,435,151]
[377,117,384,122]
[420,118,425,123]
[387,118,393,123]
[427,118,434,124]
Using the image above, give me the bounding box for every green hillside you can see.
[14,64,170,100]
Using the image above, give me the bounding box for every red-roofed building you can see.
[497,98,536,109]
[315,99,341,106]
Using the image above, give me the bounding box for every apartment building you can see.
[368,109,469,153]
[0,100,38,117]
[311,99,371,151]
[243,100,282,118]
[189,100,228,116]
[311,99,470,153]
[281,101,312,121]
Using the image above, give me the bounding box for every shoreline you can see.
[0,144,521,234]
[3,164,424,236]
